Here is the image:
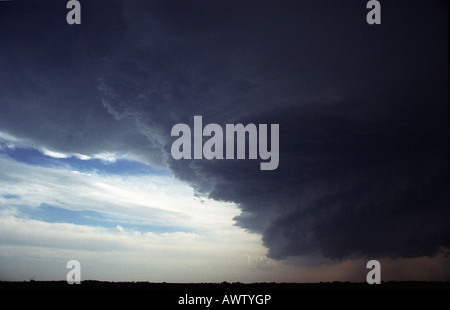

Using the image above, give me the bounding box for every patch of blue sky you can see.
[28,204,190,234]
[0,144,169,176]
[2,194,21,200]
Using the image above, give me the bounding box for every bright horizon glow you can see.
[0,140,273,282]
[1,134,449,283]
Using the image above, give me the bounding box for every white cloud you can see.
[41,148,68,159]
[92,152,117,163]
[0,154,243,231]
[0,154,267,281]
[0,205,267,282]
[74,153,91,160]
[0,131,131,164]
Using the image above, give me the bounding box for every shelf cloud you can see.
[0,0,448,281]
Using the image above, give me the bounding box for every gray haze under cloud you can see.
[1,0,448,262]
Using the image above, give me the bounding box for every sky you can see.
[0,0,449,282]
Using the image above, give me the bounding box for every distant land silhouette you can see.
[1,280,449,290]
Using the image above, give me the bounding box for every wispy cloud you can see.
[0,154,240,233]
[0,154,265,281]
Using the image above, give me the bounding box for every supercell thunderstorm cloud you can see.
[0,0,448,282]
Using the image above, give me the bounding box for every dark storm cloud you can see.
[0,0,164,164]
[1,0,448,260]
